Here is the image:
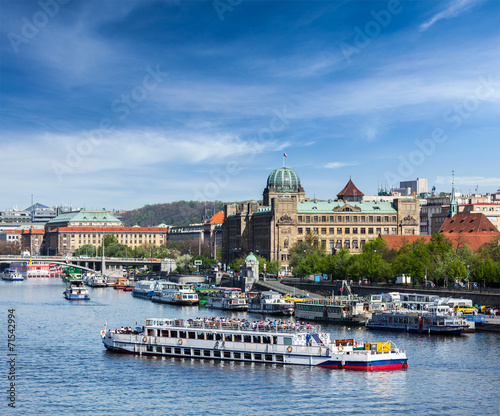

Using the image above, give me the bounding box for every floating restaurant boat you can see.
[248,291,295,315]
[366,305,468,334]
[64,280,90,300]
[1,268,24,281]
[11,261,51,278]
[101,317,408,370]
[206,287,248,310]
[151,282,199,306]
[132,280,166,299]
[295,298,372,326]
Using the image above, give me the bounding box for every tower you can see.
[449,171,458,218]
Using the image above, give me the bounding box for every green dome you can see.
[245,252,258,263]
[267,167,301,192]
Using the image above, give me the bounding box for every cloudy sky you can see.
[1,0,499,210]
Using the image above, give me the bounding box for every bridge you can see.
[0,256,176,275]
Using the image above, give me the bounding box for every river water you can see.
[1,279,499,415]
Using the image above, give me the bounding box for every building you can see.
[45,210,123,231]
[439,212,499,235]
[222,167,420,274]
[0,209,31,231]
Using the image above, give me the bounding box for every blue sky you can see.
[1,0,499,210]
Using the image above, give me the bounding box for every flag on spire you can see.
[283,152,288,157]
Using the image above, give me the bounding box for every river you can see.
[1,279,499,415]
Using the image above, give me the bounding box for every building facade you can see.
[222,167,420,273]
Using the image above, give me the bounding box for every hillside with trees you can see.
[121,201,225,227]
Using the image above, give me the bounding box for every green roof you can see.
[267,167,301,192]
[47,210,121,224]
[245,252,258,263]
[297,201,396,213]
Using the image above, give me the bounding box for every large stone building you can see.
[222,167,420,274]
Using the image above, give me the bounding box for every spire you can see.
[449,171,458,218]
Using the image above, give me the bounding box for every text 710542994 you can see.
[7,309,16,408]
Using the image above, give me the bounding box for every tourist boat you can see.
[194,287,219,306]
[151,282,199,306]
[366,305,468,334]
[1,268,24,281]
[87,273,108,288]
[248,291,295,315]
[101,317,408,370]
[295,298,372,326]
[132,280,163,299]
[206,287,248,310]
[11,261,51,278]
[64,280,90,300]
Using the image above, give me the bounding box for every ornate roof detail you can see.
[337,179,364,198]
[266,167,301,193]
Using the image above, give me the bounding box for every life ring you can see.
[287,346,293,353]
[338,345,343,352]
[178,339,183,345]
[142,336,147,343]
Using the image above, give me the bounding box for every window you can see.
[376,228,382,234]
[329,216,334,222]
[313,216,318,222]
[383,228,389,234]
[353,216,358,222]
[361,216,365,222]
[298,216,303,222]
[368,228,374,234]
[352,240,359,249]
[384,216,389,222]
[305,228,311,234]
[337,228,342,234]
[345,216,350,222]
[353,227,358,234]
[313,228,318,234]
[336,240,342,248]
[322,216,326,222]
[329,228,334,234]
[376,216,381,222]
[283,337,292,345]
[345,228,350,234]
[329,241,334,249]
[321,228,326,235]
[298,228,303,235]
[337,216,342,222]
[344,240,350,248]
[392,228,397,234]
[360,228,366,234]
[321,240,326,248]
[369,216,373,222]
[306,216,311,223]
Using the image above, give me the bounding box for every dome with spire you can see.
[245,252,258,264]
[266,167,301,193]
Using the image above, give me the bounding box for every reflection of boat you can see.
[64,280,90,300]
[1,268,24,281]
[248,291,295,315]
[151,283,199,305]
[366,305,468,334]
[102,317,408,370]
[206,288,248,310]
[295,298,371,326]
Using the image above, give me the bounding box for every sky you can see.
[1,0,499,211]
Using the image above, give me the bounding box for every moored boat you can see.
[295,298,371,326]
[1,268,24,281]
[248,291,295,315]
[64,280,90,300]
[132,280,164,299]
[151,282,199,305]
[366,305,468,334]
[206,287,248,310]
[101,317,408,370]
[87,273,108,287]
[114,277,134,291]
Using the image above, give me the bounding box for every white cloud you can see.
[324,162,358,169]
[419,0,481,32]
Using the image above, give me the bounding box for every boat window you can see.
[193,349,201,356]
[224,334,232,342]
[174,348,181,354]
[276,355,284,362]
[234,334,242,342]
[283,337,292,345]
[179,331,187,339]
[161,330,168,337]
[156,346,162,353]
[265,354,273,361]
[197,332,205,340]
[273,336,278,345]
[262,336,271,344]
[147,329,154,336]
[244,335,252,343]
[165,347,171,354]
[184,349,191,356]
[244,353,252,360]
[223,351,231,358]
[214,351,221,358]
[146,345,153,352]
[188,332,196,339]
[254,354,262,360]
[253,336,261,344]
[206,332,214,340]
[170,330,178,338]
[203,350,211,357]
[215,333,223,341]
[234,352,241,359]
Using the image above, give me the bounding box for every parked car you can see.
[454,304,477,314]
[361,279,370,285]
[424,280,435,288]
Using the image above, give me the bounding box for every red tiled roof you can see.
[205,211,224,225]
[380,233,497,253]
[337,179,364,197]
[0,230,22,235]
[21,229,44,234]
[439,213,499,234]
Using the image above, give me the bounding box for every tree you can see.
[447,258,467,281]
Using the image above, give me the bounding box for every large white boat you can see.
[366,305,468,335]
[1,268,24,281]
[248,291,294,315]
[206,287,248,310]
[295,297,372,326]
[11,261,51,278]
[151,282,199,306]
[132,280,166,299]
[87,274,108,288]
[101,317,408,371]
[64,280,90,300]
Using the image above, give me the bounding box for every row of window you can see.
[146,329,280,345]
[62,233,163,238]
[144,345,284,362]
[297,215,397,223]
[296,239,367,249]
[298,227,397,235]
